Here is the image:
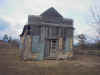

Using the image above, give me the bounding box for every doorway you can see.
[48,39,58,57]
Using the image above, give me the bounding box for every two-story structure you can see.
[19,7,74,60]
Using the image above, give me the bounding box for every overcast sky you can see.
[0,0,99,41]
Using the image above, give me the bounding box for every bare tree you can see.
[88,4,100,49]
[88,5,100,39]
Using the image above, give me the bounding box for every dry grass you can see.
[0,45,100,75]
[16,55,100,75]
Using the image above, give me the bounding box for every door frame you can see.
[47,39,58,57]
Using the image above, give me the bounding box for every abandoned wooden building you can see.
[19,7,74,60]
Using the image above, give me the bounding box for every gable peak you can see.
[40,7,63,18]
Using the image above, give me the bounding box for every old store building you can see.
[19,7,74,60]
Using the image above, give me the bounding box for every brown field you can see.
[0,44,100,75]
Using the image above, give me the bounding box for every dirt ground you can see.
[0,47,100,75]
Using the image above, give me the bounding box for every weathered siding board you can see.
[19,36,26,60]
[28,15,41,24]
[45,26,48,39]
[64,37,73,52]
[49,27,52,38]
[36,42,45,60]
[41,26,45,41]
[59,38,63,49]
[32,36,45,60]
[32,36,40,53]
[31,26,41,35]
[23,35,32,60]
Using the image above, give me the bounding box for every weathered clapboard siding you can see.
[20,7,74,60]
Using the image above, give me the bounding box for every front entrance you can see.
[48,39,58,58]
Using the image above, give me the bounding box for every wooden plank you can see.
[59,38,63,49]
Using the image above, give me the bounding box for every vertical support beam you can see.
[49,27,52,38]
[41,26,45,41]
[44,39,49,57]
[23,35,32,60]
[59,28,62,37]
[70,37,73,50]
[43,26,48,57]
[45,26,48,39]
[59,37,63,50]
[37,26,45,60]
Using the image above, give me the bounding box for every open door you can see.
[48,39,58,58]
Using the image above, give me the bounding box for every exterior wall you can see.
[64,37,73,52]
[32,36,44,60]
[31,25,41,35]
[42,16,63,24]
[23,35,32,60]
[20,26,74,60]
[19,35,32,60]
[28,15,41,24]
[31,26,45,60]
[64,28,73,56]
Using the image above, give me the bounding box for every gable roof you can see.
[40,7,63,18]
